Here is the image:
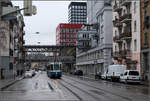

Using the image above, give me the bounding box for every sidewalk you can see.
[141,80,149,87]
[0,76,24,90]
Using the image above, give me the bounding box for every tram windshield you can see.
[54,64,60,70]
[50,64,53,70]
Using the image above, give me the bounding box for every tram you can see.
[46,62,62,78]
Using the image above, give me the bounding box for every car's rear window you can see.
[129,71,139,76]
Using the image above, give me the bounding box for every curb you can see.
[0,77,24,91]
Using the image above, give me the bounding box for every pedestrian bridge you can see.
[23,45,76,63]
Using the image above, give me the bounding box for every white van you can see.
[120,70,140,84]
[107,65,126,81]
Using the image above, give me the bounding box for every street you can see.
[0,72,149,101]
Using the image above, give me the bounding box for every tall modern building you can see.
[68,2,87,24]
[56,23,82,46]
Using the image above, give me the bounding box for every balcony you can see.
[120,0,131,6]
[113,49,131,59]
[120,31,132,40]
[113,51,121,58]
[120,13,132,22]
[126,59,137,64]
[121,14,132,24]
[113,4,122,12]
[113,35,122,43]
[77,45,91,49]
[77,38,91,41]
[113,19,122,27]
[120,49,132,58]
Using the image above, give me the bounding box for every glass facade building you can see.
[68,2,87,24]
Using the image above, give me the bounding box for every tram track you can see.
[60,79,100,101]
[63,75,132,101]
[59,80,83,101]
[65,74,148,94]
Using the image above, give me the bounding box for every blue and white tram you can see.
[47,62,62,78]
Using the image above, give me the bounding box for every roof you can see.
[68,2,87,9]
[56,23,83,31]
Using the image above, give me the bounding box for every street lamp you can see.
[37,42,40,44]
[35,32,39,34]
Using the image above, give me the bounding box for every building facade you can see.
[76,2,113,78]
[56,23,82,46]
[112,0,141,72]
[76,24,98,53]
[68,2,87,24]
[141,0,150,81]
[0,0,25,80]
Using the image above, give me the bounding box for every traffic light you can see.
[24,0,32,16]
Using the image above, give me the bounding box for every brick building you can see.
[141,0,150,80]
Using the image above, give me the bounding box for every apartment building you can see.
[76,1,112,78]
[112,0,141,72]
[87,0,104,24]
[141,0,150,81]
[0,0,25,79]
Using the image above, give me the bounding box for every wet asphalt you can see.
[0,72,149,101]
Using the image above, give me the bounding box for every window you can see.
[129,71,139,76]
[124,72,127,75]
[134,2,136,13]
[134,39,137,51]
[101,25,104,34]
[123,9,126,15]
[115,16,117,20]
[115,45,117,51]
[101,13,104,22]
[101,37,104,44]
[144,31,148,45]
[115,30,117,36]
[123,43,126,50]
[134,20,136,32]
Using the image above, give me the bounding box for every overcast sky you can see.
[12,1,71,45]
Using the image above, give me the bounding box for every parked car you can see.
[70,70,75,74]
[107,65,126,81]
[74,70,83,76]
[25,71,32,78]
[30,69,36,76]
[120,70,141,84]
